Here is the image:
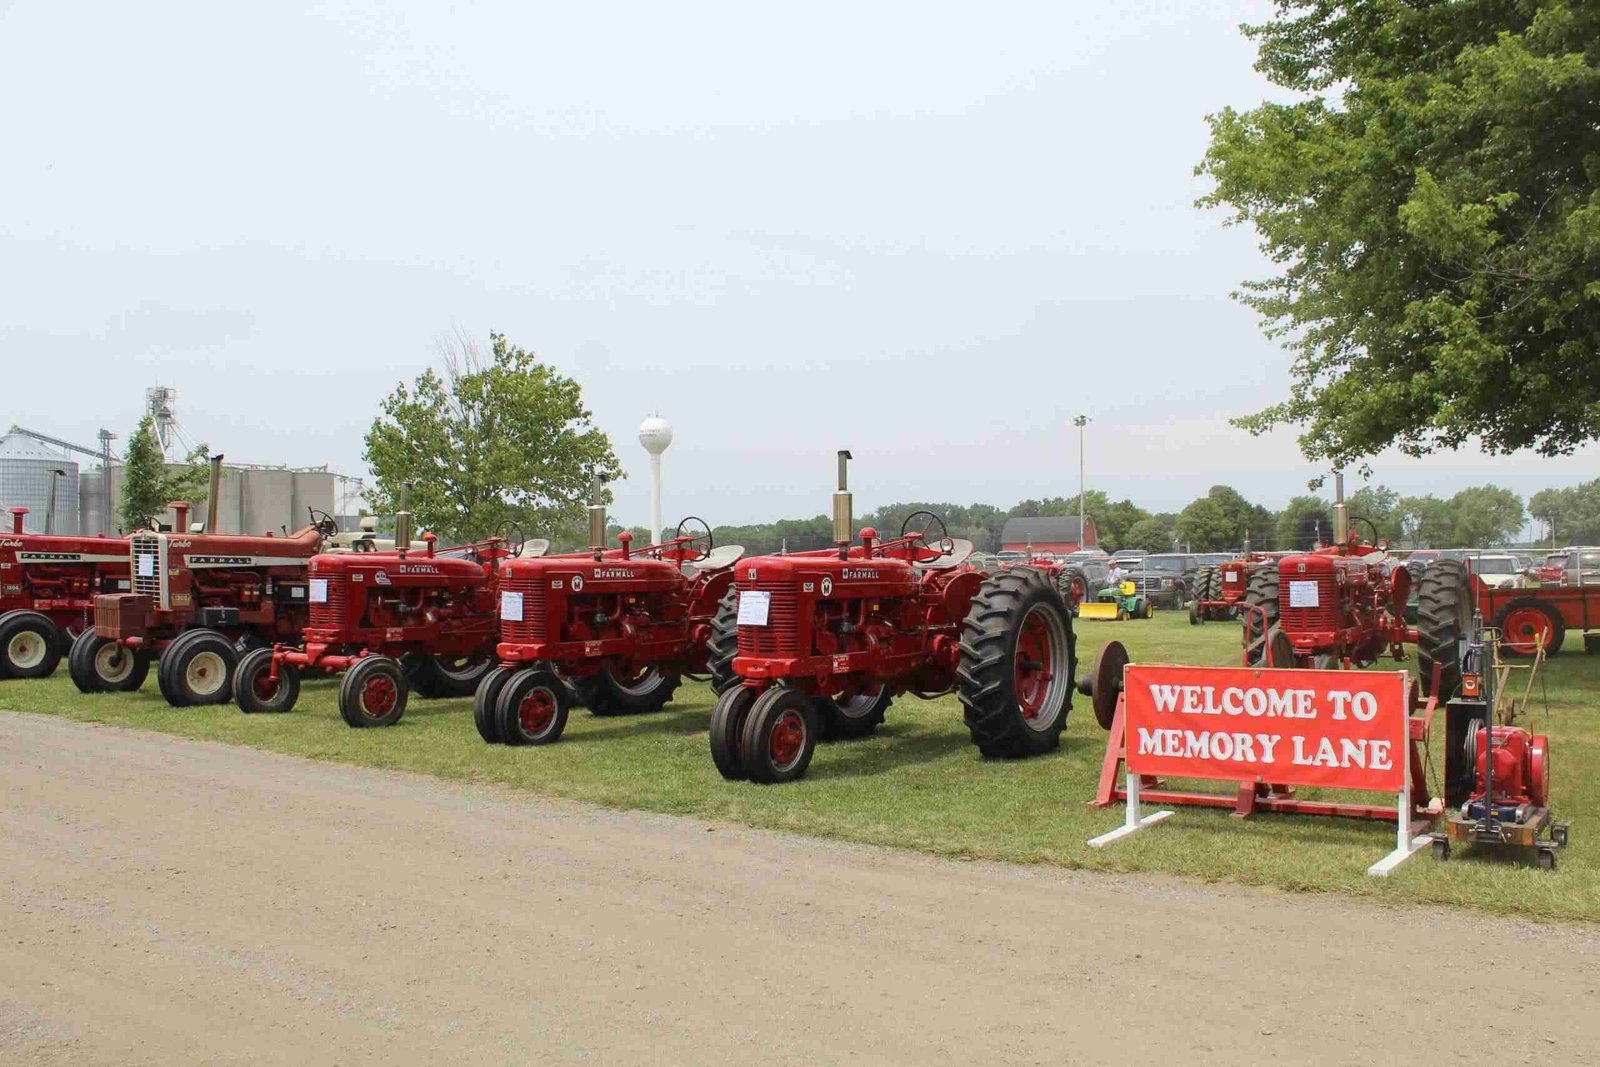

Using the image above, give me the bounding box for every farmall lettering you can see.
[398,564,440,575]
[592,568,631,580]
[841,568,879,581]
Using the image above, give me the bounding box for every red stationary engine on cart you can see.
[1470,725,1551,817]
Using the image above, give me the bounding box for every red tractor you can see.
[71,460,334,706]
[1189,550,1274,624]
[0,506,130,680]
[705,452,1076,784]
[474,480,744,746]
[233,506,523,727]
[1241,476,1468,698]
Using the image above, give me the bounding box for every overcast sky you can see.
[3,0,1594,534]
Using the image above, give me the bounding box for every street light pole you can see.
[1073,415,1091,549]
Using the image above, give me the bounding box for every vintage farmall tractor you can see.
[1189,545,1274,624]
[0,501,130,680]
[705,452,1077,784]
[1241,475,1469,698]
[475,478,744,746]
[70,457,331,706]
[233,504,525,727]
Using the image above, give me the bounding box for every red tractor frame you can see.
[234,512,522,727]
[475,487,745,747]
[705,452,1077,784]
[0,506,131,680]
[1189,552,1274,624]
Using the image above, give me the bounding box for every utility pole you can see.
[1073,415,1091,549]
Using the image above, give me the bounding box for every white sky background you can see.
[3,0,1595,534]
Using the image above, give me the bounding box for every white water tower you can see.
[638,413,673,542]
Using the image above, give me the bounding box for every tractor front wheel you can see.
[234,648,301,714]
[495,667,570,745]
[159,630,239,708]
[709,685,759,780]
[68,631,150,693]
[473,665,516,743]
[572,663,681,716]
[1416,559,1471,698]
[739,686,819,784]
[0,611,64,680]
[958,568,1076,759]
[339,656,409,728]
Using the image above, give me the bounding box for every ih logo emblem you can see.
[820,577,833,596]
[747,568,757,580]
[571,575,585,592]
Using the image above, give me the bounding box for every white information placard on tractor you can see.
[1288,580,1321,608]
[500,590,524,622]
[309,578,328,604]
[737,589,771,626]
[137,553,155,578]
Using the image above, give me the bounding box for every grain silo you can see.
[0,432,80,533]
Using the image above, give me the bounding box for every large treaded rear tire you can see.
[571,665,681,716]
[1241,564,1280,666]
[706,587,740,694]
[957,568,1076,759]
[402,652,494,699]
[1055,568,1088,617]
[1416,559,1471,698]
[814,686,891,740]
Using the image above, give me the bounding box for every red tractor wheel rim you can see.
[1014,610,1055,721]
[1501,607,1554,654]
[253,671,281,700]
[360,675,397,717]
[769,709,807,770]
[518,689,556,735]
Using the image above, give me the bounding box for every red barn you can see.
[1000,516,1097,554]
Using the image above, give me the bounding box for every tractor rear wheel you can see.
[473,666,515,743]
[1417,559,1471,698]
[814,684,891,740]
[739,686,819,784]
[1241,563,1281,667]
[339,656,409,728]
[403,651,494,699]
[1205,567,1226,619]
[234,647,300,714]
[1055,568,1089,616]
[572,664,681,716]
[69,631,149,693]
[958,568,1076,759]
[495,667,570,745]
[1494,597,1565,659]
[0,610,64,679]
[709,685,759,780]
[706,587,740,694]
[159,629,238,707]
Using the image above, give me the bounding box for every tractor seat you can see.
[695,545,746,572]
[522,538,551,558]
[915,538,975,571]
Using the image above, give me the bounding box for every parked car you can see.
[1111,549,1148,561]
[1536,550,1571,586]
[1467,554,1525,590]
[1563,546,1600,587]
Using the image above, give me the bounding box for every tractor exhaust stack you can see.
[1332,471,1349,545]
[205,454,224,534]
[588,471,609,559]
[833,450,854,560]
[170,501,191,533]
[9,507,25,535]
[395,482,413,554]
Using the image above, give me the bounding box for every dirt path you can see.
[2,713,1595,1066]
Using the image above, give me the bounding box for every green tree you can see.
[1009,491,1149,552]
[1530,480,1600,545]
[1275,495,1331,551]
[1398,495,1455,548]
[1347,484,1403,543]
[1124,516,1174,554]
[117,415,211,532]
[1448,485,1526,547]
[1200,2,1600,467]
[1175,497,1236,551]
[363,331,621,543]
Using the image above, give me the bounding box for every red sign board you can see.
[1123,665,1408,793]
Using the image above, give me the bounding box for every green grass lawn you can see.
[4,612,1596,922]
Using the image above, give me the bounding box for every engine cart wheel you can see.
[1536,849,1556,871]
[739,686,819,784]
[473,666,516,744]
[814,684,891,740]
[1493,598,1565,660]
[1242,563,1281,667]
[1417,560,1472,697]
[958,567,1076,759]
[572,663,682,716]
[403,651,495,699]
[69,631,150,693]
[339,656,409,728]
[495,667,570,745]
[1552,824,1569,848]
[234,647,301,714]
[160,629,238,708]
[1586,634,1600,655]
[0,610,64,680]
[1432,838,1450,861]
[706,587,740,694]
[709,685,759,780]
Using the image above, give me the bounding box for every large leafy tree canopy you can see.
[364,332,621,543]
[1200,1,1600,466]
[1529,478,1600,542]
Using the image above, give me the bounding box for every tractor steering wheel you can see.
[899,510,953,560]
[673,516,713,562]
[502,522,526,558]
[308,508,338,539]
[1351,516,1382,547]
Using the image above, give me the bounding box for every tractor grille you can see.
[498,573,549,644]
[1282,574,1340,633]
[310,574,346,628]
[737,582,801,657]
[130,534,165,607]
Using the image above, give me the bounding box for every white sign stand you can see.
[1087,768,1173,849]
[1366,756,1431,877]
